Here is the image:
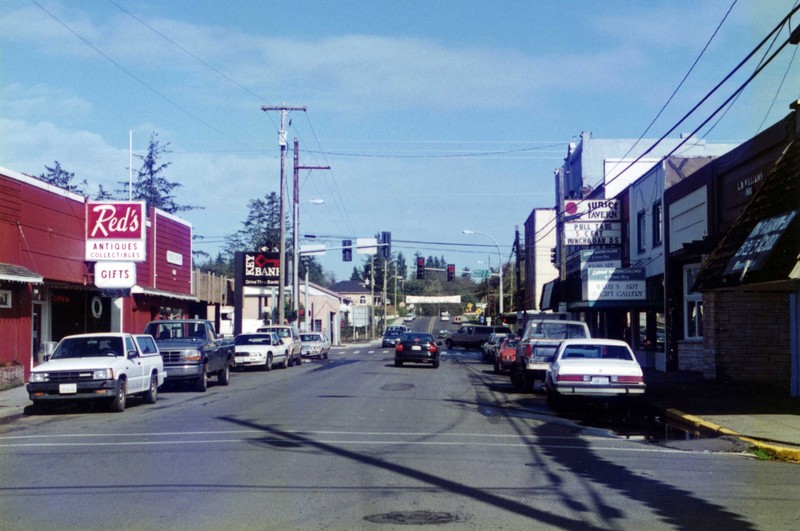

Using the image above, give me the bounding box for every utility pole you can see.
[261,105,306,325]
[293,138,329,329]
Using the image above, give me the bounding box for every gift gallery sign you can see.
[85,201,146,262]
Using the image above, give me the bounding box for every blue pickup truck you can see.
[145,319,234,392]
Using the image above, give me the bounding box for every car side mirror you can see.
[127,350,139,359]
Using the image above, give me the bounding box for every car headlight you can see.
[93,368,114,380]
[184,351,202,362]
[30,372,48,383]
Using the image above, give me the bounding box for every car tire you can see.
[195,365,208,392]
[395,360,403,367]
[218,363,230,386]
[445,339,454,350]
[143,373,158,404]
[493,358,501,374]
[110,379,127,412]
[432,359,439,369]
[264,354,273,371]
[323,351,328,360]
[510,367,525,391]
[287,350,294,367]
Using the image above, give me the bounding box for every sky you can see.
[2,1,800,282]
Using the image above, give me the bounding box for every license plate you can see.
[411,345,422,351]
[591,377,609,385]
[59,383,77,394]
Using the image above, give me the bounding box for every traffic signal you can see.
[381,231,391,260]
[416,257,425,279]
[342,239,352,262]
[550,247,556,264]
[447,263,455,281]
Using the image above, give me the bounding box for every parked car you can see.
[511,319,591,392]
[300,332,331,359]
[27,333,165,413]
[394,332,441,368]
[494,337,520,374]
[256,325,302,366]
[145,319,233,391]
[482,332,508,362]
[545,339,646,408]
[234,332,284,370]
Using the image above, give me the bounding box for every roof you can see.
[329,280,370,294]
[694,138,800,291]
[0,263,44,284]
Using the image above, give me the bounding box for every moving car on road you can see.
[382,329,404,348]
[300,332,331,359]
[394,332,441,368]
[545,338,646,408]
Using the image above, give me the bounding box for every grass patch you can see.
[748,446,775,461]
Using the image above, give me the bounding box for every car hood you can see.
[555,358,643,376]
[155,338,207,349]
[235,344,272,352]
[33,357,122,372]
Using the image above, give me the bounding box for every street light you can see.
[463,229,503,316]
[294,198,325,331]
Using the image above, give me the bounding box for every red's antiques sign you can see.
[85,201,146,262]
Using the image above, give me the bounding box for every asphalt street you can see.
[1,324,799,529]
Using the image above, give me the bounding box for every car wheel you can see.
[195,365,208,392]
[493,358,501,374]
[432,358,439,369]
[445,339,454,350]
[264,354,273,371]
[218,363,230,386]
[395,360,403,367]
[143,373,158,404]
[110,379,127,412]
[510,367,525,391]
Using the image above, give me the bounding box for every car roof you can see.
[558,338,630,347]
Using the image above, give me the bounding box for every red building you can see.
[0,167,196,379]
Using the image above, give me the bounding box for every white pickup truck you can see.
[27,333,165,413]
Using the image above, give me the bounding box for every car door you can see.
[124,335,146,393]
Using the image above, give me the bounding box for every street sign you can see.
[471,269,489,279]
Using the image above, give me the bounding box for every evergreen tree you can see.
[120,132,197,214]
[39,161,87,195]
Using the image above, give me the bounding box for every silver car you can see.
[299,332,331,359]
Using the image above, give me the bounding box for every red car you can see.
[494,337,520,374]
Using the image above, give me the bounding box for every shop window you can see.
[683,265,703,339]
[652,201,663,247]
[637,210,647,253]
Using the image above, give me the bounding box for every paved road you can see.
[1,332,799,529]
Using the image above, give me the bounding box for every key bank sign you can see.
[85,201,146,262]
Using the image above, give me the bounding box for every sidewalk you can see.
[643,369,800,462]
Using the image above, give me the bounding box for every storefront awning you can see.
[131,285,198,301]
[0,263,44,284]
[694,140,800,291]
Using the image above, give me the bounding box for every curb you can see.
[665,407,800,464]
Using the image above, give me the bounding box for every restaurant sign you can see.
[85,201,146,261]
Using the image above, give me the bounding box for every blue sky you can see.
[2,1,799,281]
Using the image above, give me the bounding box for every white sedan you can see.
[234,333,284,370]
[545,338,645,407]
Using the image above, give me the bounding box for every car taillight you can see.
[428,344,438,353]
[525,344,532,357]
[612,375,643,383]
[395,344,404,352]
[557,374,587,382]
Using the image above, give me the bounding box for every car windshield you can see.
[560,344,633,360]
[262,328,291,338]
[234,334,273,346]
[300,334,322,342]
[401,333,434,343]
[527,323,588,340]
[51,336,124,359]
